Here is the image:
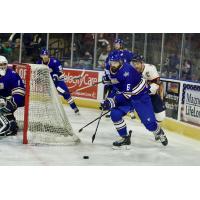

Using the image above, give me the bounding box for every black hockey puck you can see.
[83,156,89,159]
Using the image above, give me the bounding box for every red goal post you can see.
[13,63,31,144]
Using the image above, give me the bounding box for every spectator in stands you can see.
[181,59,192,80]
[79,51,93,68]
[71,43,79,64]
[81,34,94,56]
[10,38,21,63]
[23,33,33,56]
[2,42,12,56]
[97,44,111,69]
[163,54,180,78]
[97,34,109,49]
[23,33,46,63]
[64,43,80,67]
[30,34,46,63]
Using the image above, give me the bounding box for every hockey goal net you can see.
[13,63,80,145]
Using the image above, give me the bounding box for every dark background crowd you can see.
[0,33,200,82]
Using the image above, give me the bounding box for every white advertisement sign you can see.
[183,89,200,125]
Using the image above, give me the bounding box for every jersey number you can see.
[127,84,131,91]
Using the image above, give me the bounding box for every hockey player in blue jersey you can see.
[102,41,135,117]
[0,55,25,136]
[37,48,79,114]
[100,52,168,148]
[104,39,134,77]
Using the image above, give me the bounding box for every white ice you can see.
[0,106,200,166]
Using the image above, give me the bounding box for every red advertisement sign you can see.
[13,64,27,82]
[63,69,99,99]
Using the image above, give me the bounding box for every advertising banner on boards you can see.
[162,80,180,120]
[63,69,99,100]
[181,83,200,126]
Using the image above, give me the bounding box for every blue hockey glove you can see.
[102,75,111,85]
[52,74,59,82]
[101,98,116,110]
[0,98,6,107]
[0,106,10,114]
[0,98,9,114]
[0,98,17,114]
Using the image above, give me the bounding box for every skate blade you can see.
[112,145,131,150]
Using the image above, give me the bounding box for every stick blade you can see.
[78,128,83,132]
[92,134,95,143]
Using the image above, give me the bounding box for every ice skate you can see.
[153,132,160,141]
[155,129,168,146]
[74,108,80,115]
[112,131,132,150]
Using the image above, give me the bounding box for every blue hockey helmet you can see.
[40,48,49,56]
[132,53,144,62]
[109,51,122,62]
[114,38,124,45]
[109,51,123,73]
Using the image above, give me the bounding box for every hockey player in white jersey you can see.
[131,53,166,140]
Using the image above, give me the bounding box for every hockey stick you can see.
[78,110,110,133]
[92,109,104,143]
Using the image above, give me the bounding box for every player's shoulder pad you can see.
[7,68,16,75]
[145,63,157,70]
[7,68,19,79]
[144,63,159,78]
[144,64,158,73]
[50,57,57,63]
[49,57,57,63]
[11,70,17,75]
[120,63,132,75]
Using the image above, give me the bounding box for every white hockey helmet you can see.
[0,55,8,76]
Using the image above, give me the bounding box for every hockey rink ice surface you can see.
[0,106,200,166]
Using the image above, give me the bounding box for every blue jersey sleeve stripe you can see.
[132,78,146,93]
[12,92,25,96]
[12,88,25,96]
[124,80,146,96]
[12,87,25,91]
[132,84,146,95]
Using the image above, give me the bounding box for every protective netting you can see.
[14,64,80,145]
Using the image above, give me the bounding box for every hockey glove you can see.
[52,74,59,82]
[0,106,11,114]
[0,98,17,114]
[102,75,111,85]
[0,98,6,107]
[100,98,116,110]
[52,74,65,82]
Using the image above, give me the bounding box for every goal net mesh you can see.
[14,64,80,145]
